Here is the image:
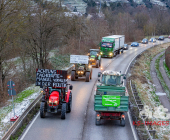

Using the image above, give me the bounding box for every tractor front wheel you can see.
[96,60,99,68]
[85,72,90,82]
[61,103,66,119]
[67,92,72,113]
[71,71,75,81]
[40,102,46,118]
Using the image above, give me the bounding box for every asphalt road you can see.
[20,39,170,140]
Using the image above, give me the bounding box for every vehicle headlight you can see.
[109,53,112,55]
[78,71,80,73]
[54,100,58,104]
[49,100,52,103]
[100,52,103,55]
[81,71,83,74]
[88,65,92,68]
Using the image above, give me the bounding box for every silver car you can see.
[149,37,156,42]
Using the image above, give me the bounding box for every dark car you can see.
[158,36,164,40]
[142,38,148,44]
[123,44,129,50]
[131,42,139,47]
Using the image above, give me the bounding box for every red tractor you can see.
[40,84,73,119]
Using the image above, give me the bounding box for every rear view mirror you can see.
[98,72,101,77]
[69,85,73,90]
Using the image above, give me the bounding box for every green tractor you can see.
[88,49,101,68]
[71,63,92,82]
[70,55,92,82]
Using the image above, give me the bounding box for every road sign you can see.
[70,55,89,64]
[7,80,15,89]
[8,88,16,96]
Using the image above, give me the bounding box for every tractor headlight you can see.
[54,100,58,104]
[88,65,92,68]
[100,52,103,55]
[81,71,83,74]
[49,100,52,103]
[78,71,80,74]
[109,53,112,55]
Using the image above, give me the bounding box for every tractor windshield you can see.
[90,51,98,55]
[101,43,113,48]
[101,75,121,85]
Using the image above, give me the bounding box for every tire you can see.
[61,103,66,119]
[95,112,101,125]
[85,72,90,82]
[40,102,46,118]
[90,70,92,79]
[96,60,99,68]
[71,71,75,81]
[120,118,125,126]
[67,92,72,113]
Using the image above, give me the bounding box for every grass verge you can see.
[163,60,170,79]
[127,42,170,140]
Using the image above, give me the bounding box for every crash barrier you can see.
[130,81,158,140]
[1,65,75,140]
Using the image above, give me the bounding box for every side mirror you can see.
[69,85,73,90]
[98,72,101,77]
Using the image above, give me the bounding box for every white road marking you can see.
[20,112,40,140]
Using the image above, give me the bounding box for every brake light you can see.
[97,114,100,117]
[121,114,125,118]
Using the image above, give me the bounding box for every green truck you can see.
[88,49,101,68]
[100,35,125,58]
[94,70,129,126]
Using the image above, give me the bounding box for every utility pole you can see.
[99,0,101,13]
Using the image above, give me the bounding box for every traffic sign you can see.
[8,88,16,96]
[7,80,15,89]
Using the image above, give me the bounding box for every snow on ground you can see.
[0,86,41,139]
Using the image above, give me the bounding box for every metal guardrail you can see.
[1,65,75,140]
[130,81,158,140]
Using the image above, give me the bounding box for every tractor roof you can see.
[102,70,121,76]
[90,49,99,51]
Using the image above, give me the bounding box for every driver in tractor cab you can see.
[107,75,116,85]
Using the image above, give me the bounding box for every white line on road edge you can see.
[20,112,40,140]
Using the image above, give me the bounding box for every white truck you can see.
[100,35,125,58]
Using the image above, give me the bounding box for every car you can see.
[158,36,164,40]
[131,42,139,47]
[141,38,148,44]
[123,44,129,50]
[149,37,156,42]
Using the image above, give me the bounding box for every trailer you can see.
[100,35,125,58]
[94,70,129,126]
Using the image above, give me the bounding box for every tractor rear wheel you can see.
[40,102,46,118]
[61,103,66,119]
[90,70,92,79]
[96,60,99,68]
[85,72,90,82]
[67,92,72,113]
[71,71,75,81]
